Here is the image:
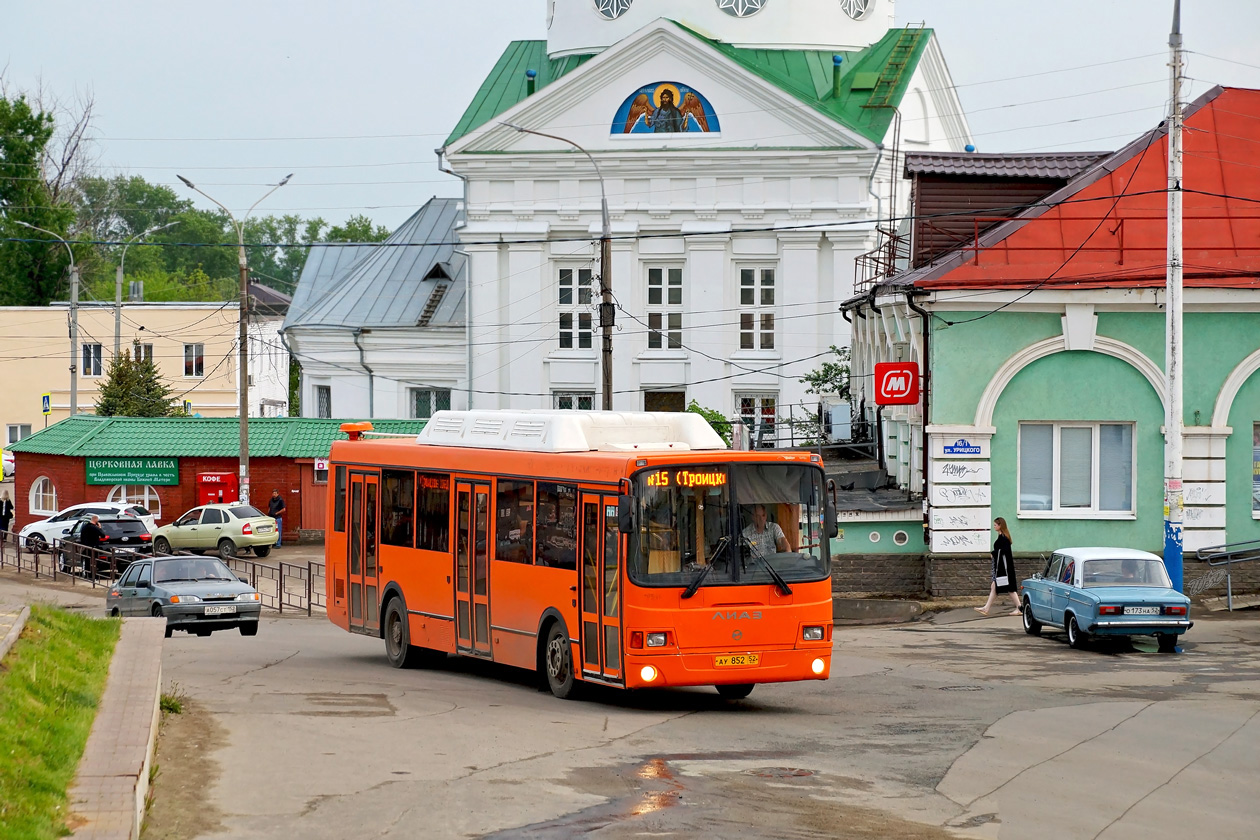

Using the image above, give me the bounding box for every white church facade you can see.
[442,0,969,434]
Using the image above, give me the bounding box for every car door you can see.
[169,508,204,550]
[115,563,144,616]
[1049,555,1076,624]
[199,508,227,550]
[1033,554,1064,624]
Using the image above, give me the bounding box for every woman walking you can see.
[975,516,1021,616]
[0,490,14,557]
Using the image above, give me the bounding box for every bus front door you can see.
[579,494,622,683]
[348,472,380,635]
[455,482,492,657]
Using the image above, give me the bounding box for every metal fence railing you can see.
[1196,539,1260,611]
[1,529,325,614]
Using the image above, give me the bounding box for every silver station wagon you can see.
[1021,547,1192,652]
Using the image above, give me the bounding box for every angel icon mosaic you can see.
[613,82,720,134]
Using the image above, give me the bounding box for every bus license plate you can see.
[1123,606,1159,615]
[714,654,759,668]
[205,605,237,616]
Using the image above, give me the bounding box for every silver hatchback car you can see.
[107,555,262,638]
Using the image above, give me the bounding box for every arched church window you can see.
[593,0,634,19]
[716,0,769,16]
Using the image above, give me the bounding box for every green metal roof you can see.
[7,416,429,459]
[444,24,930,146]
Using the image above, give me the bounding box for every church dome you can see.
[547,0,897,57]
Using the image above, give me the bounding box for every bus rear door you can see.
[455,481,492,657]
[348,472,380,634]
[579,493,622,683]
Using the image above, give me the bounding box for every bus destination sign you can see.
[645,469,727,489]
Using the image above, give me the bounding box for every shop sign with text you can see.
[86,457,180,486]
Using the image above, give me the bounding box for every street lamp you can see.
[16,221,80,416]
[501,122,614,411]
[176,173,292,505]
[116,221,179,358]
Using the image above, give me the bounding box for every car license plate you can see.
[714,654,759,668]
[204,605,237,616]
[1123,606,1159,615]
[258,526,273,533]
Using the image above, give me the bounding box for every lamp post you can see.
[176,173,292,504]
[502,122,614,411]
[116,221,179,358]
[16,221,80,416]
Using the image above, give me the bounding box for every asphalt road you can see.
[4,572,1258,839]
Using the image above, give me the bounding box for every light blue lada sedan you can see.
[1021,547,1192,652]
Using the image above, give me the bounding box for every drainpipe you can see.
[353,329,374,417]
[867,143,886,231]
[904,291,933,541]
[436,145,474,410]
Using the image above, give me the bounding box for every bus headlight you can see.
[802,626,825,641]
[640,665,658,683]
[811,658,826,675]
[646,632,667,647]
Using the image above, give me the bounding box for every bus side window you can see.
[417,473,451,552]
[496,480,534,564]
[381,470,415,548]
[333,466,347,533]
[536,482,577,570]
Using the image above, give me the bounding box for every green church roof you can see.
[444,24,931,147]
[7,416,429,459]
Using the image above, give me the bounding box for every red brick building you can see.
[7,416,428,541]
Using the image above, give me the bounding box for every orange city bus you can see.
[325,410,836,699]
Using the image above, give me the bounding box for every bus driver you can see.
[742,504,791,556]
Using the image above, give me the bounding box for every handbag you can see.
[995,575,1010,587]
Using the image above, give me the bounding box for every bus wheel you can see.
[716,683,755,700]
[544,624,578,699]
[383,599,423,669]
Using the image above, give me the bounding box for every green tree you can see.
[95,341,181,417]
[0,91,77,306]
[82,266,236,303]
[327,214,391,243]
[800,345,851,399]
[687,400,732,447]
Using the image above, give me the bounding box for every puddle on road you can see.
[481,754,960,840]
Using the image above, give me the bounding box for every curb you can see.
[69,617,165,839]
[0,604,31,663]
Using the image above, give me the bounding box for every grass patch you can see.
[0,604,121,839]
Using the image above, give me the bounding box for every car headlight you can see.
[236,592,260,602]
[169,595,200,604]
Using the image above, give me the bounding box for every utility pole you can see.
[177,174,291,505]
[115,222,178,358]
[1164,0,1185,591]
[503,122,614,410]
[17,221,79,415]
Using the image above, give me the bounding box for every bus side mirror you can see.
[618,496,636,534]
[825,503,839,539]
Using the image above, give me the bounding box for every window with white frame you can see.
[184,343,205,377]
[738,268,776,350]
[133,343,154,364]
[647,266,683,350]
[30,476,57,515]
[558,267,593,350]
[554,392,594,411]
[410,388,451,419]
[1019,422,1135,515]
[107,485,162,520]
[7,424,31,445]
[736,393,778,447]
[314,385,332,419]
[82,343,103,377]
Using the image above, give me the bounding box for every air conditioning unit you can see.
[128,281,144,302]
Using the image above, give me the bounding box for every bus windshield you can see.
[627,463,829,589]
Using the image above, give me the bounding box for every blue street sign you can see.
[41,393,51,415]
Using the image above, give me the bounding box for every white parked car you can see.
[19,502,157,549]
[1,450,13,478]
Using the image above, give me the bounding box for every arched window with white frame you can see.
[30,476,58,516]
[107,485,163,520]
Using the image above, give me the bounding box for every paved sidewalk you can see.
[0,601,30,662]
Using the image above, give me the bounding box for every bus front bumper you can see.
[623,648,831,689]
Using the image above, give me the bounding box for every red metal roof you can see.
[912,87,1260,292]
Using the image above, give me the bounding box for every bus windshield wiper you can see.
[742,536,793,596]
[681,535,734,599]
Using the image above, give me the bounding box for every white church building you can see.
[290,0,970,428]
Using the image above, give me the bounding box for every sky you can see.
[4,0,1259,231]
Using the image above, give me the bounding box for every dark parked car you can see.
[106,555,262,638]
[57,516,154,577]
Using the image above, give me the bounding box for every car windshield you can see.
[1081,558,1172,588]
[627,462,829,589]
[228,505,265,519]
[154,557,237,583]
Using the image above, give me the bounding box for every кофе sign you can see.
[85,457,180,486]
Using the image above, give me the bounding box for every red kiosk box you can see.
[196,472,239,506]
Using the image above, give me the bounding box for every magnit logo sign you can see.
[874,362,920,406]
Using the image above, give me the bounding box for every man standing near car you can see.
[78,515,110,573]
[268,489,287,548]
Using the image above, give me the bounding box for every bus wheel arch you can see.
[536,610,577,698]
[378,582,407,640]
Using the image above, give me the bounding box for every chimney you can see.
[832,54,844,99]
[526,69,537,96]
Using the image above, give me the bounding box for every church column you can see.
[507,238,549,410]
[778,232,823,419]
[684,233,731,413]
[463,242,502,410]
